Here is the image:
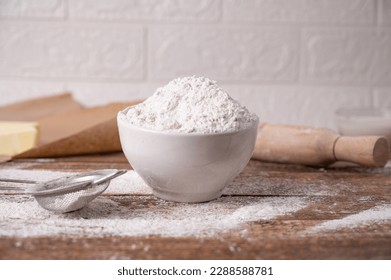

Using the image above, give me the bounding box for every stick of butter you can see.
[0,121,39,156]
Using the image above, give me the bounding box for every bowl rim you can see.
[117,105,260,137]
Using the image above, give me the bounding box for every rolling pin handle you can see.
[333,136,389,167]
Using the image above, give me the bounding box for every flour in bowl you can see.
[121,76,258,133]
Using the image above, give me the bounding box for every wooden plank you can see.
[1,153,391,259]
[7,153,131,172]
[1,221,390,260]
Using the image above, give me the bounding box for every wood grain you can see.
[1,153,391,260]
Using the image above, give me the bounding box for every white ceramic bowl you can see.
[117,108,259,203]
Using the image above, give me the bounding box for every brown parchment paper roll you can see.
[0,93,140,161]
[0,93,82,121]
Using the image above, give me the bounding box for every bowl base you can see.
[152,188,223,203]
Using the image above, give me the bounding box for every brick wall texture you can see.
[0,0,390,129]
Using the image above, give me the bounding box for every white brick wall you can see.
[0,22,144,80]
[0,0,390,130]
[0,0,65,18]
[149,26,299,82]
[224,0,375,24]
[380,0,391,24]
[69,0,220,22]
[301,28,391,85]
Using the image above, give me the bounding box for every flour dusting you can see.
[0,195,307,238]
[0,168,308,238]
[120,76,258,133]
[308,204,391,233]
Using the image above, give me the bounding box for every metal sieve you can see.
[0,169,127,213]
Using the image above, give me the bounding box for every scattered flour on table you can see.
[0,168,69,183]
[120,76,258,134]
[308,204,391,233]
[0,195,307,238]
[0,168,308,238]
[106,171,152,195]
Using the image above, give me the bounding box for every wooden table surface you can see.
[0,153,390,260]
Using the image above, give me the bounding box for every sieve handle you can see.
[0,185,28,191]
[92,169,127,185]
[0,178,36,184]
[0,178,37,191]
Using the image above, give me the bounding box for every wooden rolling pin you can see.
[252,123,389,167]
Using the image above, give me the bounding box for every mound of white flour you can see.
[121,76,258,133]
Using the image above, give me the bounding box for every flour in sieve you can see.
[121,76,258,133]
